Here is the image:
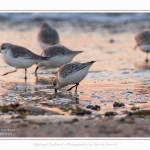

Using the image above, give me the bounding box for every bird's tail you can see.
[74,51,83,54]
[41,56,50,60]
[87,61,96,64]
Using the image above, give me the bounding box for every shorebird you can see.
[35,45,83,74]
[134,31,150,62]
[53,61,96,93]
[0,43,49,80]
[38,22,60,49]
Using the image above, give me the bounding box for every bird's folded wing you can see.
[59,62,91,78]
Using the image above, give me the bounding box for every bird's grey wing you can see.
[44,45,74,57]
[11,46,30,58]
[39,28,59,45]
[136,31,150,45]
[11,46,43,60]
[59,62,91,78]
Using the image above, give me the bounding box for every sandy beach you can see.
[0,14,150,137]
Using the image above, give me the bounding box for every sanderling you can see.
[134,31,150,62]
[38,22,59,49]
[0,43,49,80]
[53,61,96,93]
[35,45,83,73]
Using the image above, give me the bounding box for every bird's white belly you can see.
[139,44,150,52]
[59,65,91,87]
[44,55,74,68]
[2,51,36,68]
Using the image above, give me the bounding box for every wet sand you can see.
[0,21,150,137]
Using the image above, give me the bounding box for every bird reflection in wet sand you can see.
[135,61,150,70]
[35,74,54,85]
[134,80,150,96]
[134,31,150,62]
[35,74,79,104]
[53,61,96,94]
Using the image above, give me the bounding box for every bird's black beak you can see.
[55,88,57,94]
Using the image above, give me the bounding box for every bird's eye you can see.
[1,46,5,50]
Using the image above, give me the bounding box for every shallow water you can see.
[0,21,150,119]
[0,13,150,23]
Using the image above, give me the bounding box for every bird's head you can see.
[0,43,12,53]
[40,22,50,28]
[53,78,62,93]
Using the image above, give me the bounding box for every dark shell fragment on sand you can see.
[0,103,20,113]
[68,106,91,116]
[131,107,139,111]
[132,110,150,115]
[86,105,101,110]
[86,105,93,109]
[113,102,125,107]
[105,112,118,116]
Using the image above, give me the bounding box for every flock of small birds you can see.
[0,22,150,94]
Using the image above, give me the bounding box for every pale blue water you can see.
[0,13,149,23]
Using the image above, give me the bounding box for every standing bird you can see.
[53,61,96,93]
[35,45,83,73]
[38,22,60,50]
[134,31,150,62]
[0,43,49,80]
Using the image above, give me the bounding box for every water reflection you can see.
[134,80,150,95]
[134,61,150,70]
[35,74,54,85]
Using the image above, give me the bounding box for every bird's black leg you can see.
[24,68,27,80]
[67,83,80,92]
[2,69,18,76]
[75,83,79,93]
[55,88,57,94]
[145,52,149,63]
[67,84,76,91]
[35,66,39,74]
